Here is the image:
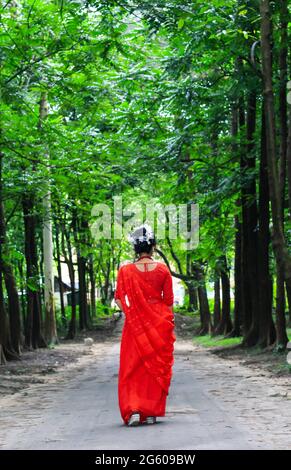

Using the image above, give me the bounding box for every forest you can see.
[1,0,291,366]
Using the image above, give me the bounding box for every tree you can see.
[260,0,291,349]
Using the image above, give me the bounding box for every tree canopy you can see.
[0,0,290,363]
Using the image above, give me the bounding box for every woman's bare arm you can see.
[115,298,123,311]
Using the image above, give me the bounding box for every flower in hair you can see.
[127,224,155,245]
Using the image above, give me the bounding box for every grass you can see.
[194,329,291,350]
[193,335,242,349]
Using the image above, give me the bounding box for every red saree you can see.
[114,261,176,425]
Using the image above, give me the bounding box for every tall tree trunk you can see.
[287,94,291,219]
[0,262,20,365]
[39,238,45,304]
[232,212,243,337]
[62,220,77,339]
[236,4,260,343]
[22,194,46,349]
[0,268,8,364]
[276,265,287,349]
[2,248,22,355]
[72,210,89,330]
[78,254,88,328]
[215,256,233,335]
[55,222,66,326]
[279,0,288,207]
[187,283,198,312]
[40,93,57,345]
[260,0,291,349]
[238,97,252,337]
[286,113,291,324]
[278,0,291,327]
[258,104,276,347]
[0,240,19,362]
[0,152,21,356]
[18,259,26,322]
[88,253,96,318]
[213,276,221,331]
[243,92,259,346]
[194,264,212,335]
[231,105,242,337]
[197,285,212,335]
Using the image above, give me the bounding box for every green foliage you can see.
[1,0,247,286]
[174,305,198,317]
[95,300,116,317]
[1,0,289,347]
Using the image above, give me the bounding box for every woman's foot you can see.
[145,416,157,424]
[127,412,141,427]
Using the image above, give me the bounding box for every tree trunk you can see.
[18,259,26,322]
[215,256,233,335]
[230,106,242,337]
[62,221,77,339]
[102,263,111,309]
[287,94,291,219]
[0,152,21,356]
[186,282,198,312]
[72,210,89,330]
[22,194,46,349]
[213,276,221,330]
[55,222,66,326]
[88,253,96,318]
[40,92,57,345]
[260,0,291,349]
[78,253,88,329]
[238,97,253,337]
[194,264,212,335]
[242,92,259,346]
[232,212,243,337]
[2,255,22,355]
[276,265,288,349]
[258,104,276,347]
[0,268,9,364]
[278,0,288,210]
[278,0,291,328]
[0,253,19,362]
[197,285,212,335]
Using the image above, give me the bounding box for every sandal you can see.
[145,416,157,424]
[127,412,141,427]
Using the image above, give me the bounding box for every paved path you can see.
[0,321,290,450]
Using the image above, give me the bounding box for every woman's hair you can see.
[128,224,156,255]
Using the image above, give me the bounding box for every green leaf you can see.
[177,18,184,30]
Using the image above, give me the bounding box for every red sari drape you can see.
[114,262,176,425]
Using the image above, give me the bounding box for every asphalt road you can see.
[1,321,290,450]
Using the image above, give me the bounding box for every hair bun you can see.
[128,224,155,245]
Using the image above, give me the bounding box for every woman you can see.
[114,224,176,427]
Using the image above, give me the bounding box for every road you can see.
[0,319,290,450]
